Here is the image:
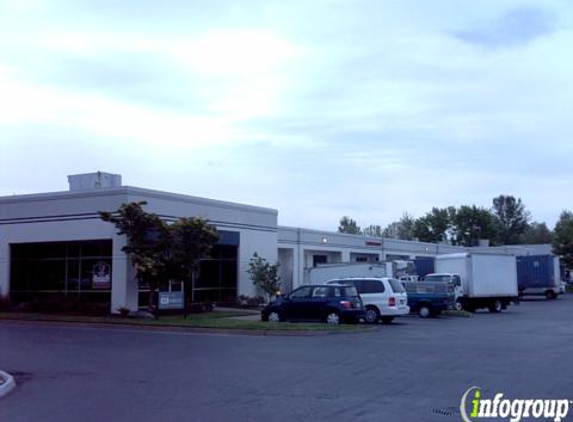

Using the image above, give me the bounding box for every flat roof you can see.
[0,185,278,216]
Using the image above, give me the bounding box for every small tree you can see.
[99,202,219,308]
[247,253,281,302]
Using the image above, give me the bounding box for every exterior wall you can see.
[277,226,552,292]
[0,186,278,311]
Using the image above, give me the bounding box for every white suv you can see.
[327,277,409,324]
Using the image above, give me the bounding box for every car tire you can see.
[419,305,432,318]
[363,306,380,324]
[454,300,463,311]
[381,316,395,324]
[545,290,557,300]
[267,310,282,322]
[326,311,340,325]
[488,300,502,313]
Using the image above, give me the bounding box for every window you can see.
[363,280,385,293]
[10,240,113,304]
[388,279,406,293]
[312,287,329,298]
[290,286,311,299]
[313,255,327,267]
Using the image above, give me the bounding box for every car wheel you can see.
[545,290,557,300]
[381,316,395,324]
[455,300,463,311]
[326,312,340,325]
[363,306,380,324]
[488,300,502,313]
[267,311,282,322]
[419,305,431,318]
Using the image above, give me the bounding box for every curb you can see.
[0,370,16,398]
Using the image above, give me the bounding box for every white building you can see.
[0,172,554,313]
[0,172,277,312]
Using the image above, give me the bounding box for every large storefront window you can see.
[193,244,238,303]
[10,240,113,304]
[137,231,239,305]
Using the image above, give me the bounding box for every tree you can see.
[383,213,416,240]
[450,205,499,247]
[520,222,553,245]
[99,202,219,307]
[553,211,573,268]
[492,195,531,244]
[338,216,361,235]
[363,224,382,237]
[247,253,281,302]
[412,207,452,243]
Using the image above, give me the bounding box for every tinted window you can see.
[290,286,311,299]
[312,287,329,298]
[342,286,359,297]
[388,279,406,293]
[363,280,385,293]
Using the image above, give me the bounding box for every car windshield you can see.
[388,279,406,293]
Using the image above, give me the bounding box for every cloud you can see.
[452,6,557,48]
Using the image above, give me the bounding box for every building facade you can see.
[0,173,277,312]
[0,172,554,313]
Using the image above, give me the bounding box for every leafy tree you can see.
[383,213,416,240]
[363,224,382,237]
[492,195,531,244]
[450,205,499,247]
[100,202,219,306]
[247,253,281,302]
[553,211,573,268]
[338,216,362,235]
[520,222,553,245]
[412,207,452,243]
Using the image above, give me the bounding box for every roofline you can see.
[0,186,278,216]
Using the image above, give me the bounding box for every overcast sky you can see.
[1,0,571,231]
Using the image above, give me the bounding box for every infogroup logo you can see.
[460,387,571,422]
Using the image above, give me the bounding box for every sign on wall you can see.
[92,261,111,289]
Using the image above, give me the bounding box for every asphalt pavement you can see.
[1,295,572,422]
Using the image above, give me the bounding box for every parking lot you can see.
[1,295,572,422]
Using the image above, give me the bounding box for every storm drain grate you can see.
[431,407,460,417]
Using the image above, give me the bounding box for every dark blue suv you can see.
[261,284,364,324]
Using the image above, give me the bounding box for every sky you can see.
[1,0,572,231]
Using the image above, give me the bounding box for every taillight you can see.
[388,297,396,306]
[340,301,352,309]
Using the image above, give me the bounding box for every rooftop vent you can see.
[68,172,122,191]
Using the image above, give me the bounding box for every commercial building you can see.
[0,172,553,313]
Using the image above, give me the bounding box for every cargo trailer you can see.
[426,253,518,313]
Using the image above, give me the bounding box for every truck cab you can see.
[423,273,463,310]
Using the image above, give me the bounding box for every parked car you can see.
[326,278,409,324]
[261,284,364,325]
[400,280,456,318]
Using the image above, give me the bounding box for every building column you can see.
[110,235,138,313]
[0,241,9,297]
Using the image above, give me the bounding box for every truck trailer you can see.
[516,255,561,300]
[426,253,518,313]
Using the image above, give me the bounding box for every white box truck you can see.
[425,253,518,313]
[304,263,391,285]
